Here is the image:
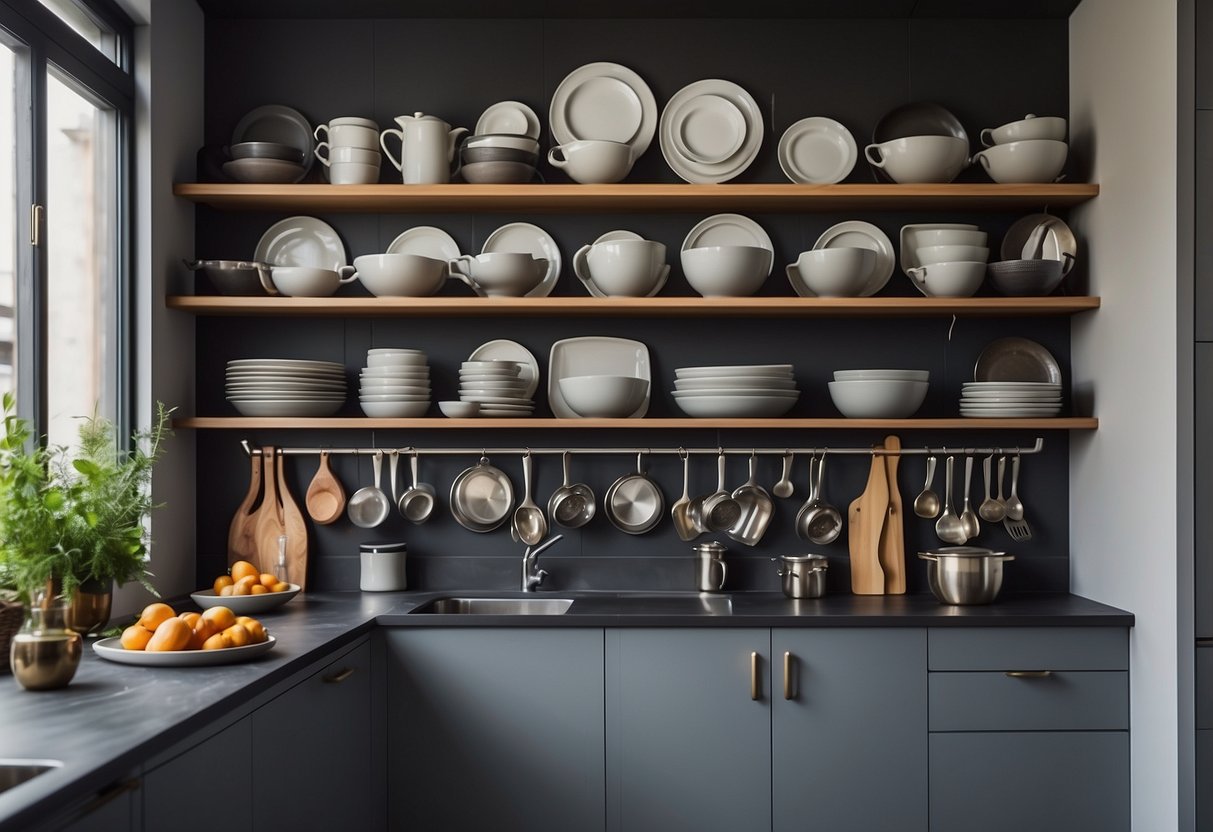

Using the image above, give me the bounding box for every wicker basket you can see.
[0,599,23,673]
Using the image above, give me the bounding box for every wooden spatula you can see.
[848,446,888,595]
[227,451,263,568]
[251,446,284,576]
[879,435,906,594]
[277,449,309,591]
[305,450,346,525]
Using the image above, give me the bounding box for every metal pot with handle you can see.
[772,554,828,599]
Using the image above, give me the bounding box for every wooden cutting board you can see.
[227,451,263,568]
[878,435,906,595]
[251,446,284,577]
[277,449,309,591]
[848,446,888,595]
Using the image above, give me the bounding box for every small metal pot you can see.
[773,554,828,599]
[918,546,1015,605]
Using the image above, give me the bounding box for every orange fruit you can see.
[259,573,278,588]
[250,584,268,595]
[219,585,235,596]
[146,617,192,651]
[138,602,176,632]
[235,575,258,590]
[223,624,251,648]
[202,632,227,650]
[201,606,236,632]
[231,560,258,582]
[271,582,290,593]
[231,582,250,596]
[188,618,218,650]
[120,624,153,651]
[236,616,267,643]
[213,575,234,594]
[178,612,201,629]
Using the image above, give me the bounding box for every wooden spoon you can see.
[227,451,263,568]
[305,451,346,525]
[277,449,309,591]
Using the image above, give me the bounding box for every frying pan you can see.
[450,455,515,533]
[604,452,665,535]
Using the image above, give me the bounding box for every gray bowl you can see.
[459,161,537,184]
[986,259,1064,296]
[184,259,273,296]
[229,141,304,163]
[461,146,539,165]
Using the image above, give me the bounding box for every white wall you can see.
[1069,0,1179,827]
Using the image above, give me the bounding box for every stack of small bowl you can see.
[457,134,540,184]
[903,225,989,298]
[972,114,1067,184]
[359,349,431,418]
[960,381,1062,418]
[225,358,346,417]
[458,360,534,417]
[828,369,929,418]
[222,142,307,184]
[672,364,799,418]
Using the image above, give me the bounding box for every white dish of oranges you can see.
[93,603,275,667]
[190,560,300,614]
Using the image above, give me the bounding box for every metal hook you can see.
[677,447,688,461]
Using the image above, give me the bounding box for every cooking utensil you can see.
[977,454,1005,522]
[604,452,664,535]
[702,453,741,532]
[399,450,437,524]
[228,451,263,566]
[912,454,940,519]
[772,452,795,498]
[250,446,284,576]
[727,453,775,547]
[959,455,981,539]
[878,435,905,594]
[512,451,548,546]
[918,546,1015,605]
[304,450,346,525]
[797,452,843,545]
[847,449,888,595]
[388,450,401,505]
[276,449,309,590]
[693,542,728,592]
[794,453,819,541]
[772,554,828,599]
[934,456,968,544]
[548,451,596,529]
[347,450,391,529]
[450,456,514,533]
[671,450,700,542]
[1002,454,1033,541]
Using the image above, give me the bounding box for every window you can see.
[0,0,132,442]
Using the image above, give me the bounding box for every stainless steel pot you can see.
[184,259,276,296]
[773,554,828,599]
[918,546,1015,605]
[693,542,728,592]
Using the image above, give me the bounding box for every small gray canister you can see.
[360,542,408,591]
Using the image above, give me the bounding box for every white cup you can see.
[907,261,986,297]
[573,240,669,297]
[315,143,381,167]
[971,139,1068,184]
[329,161,381,185]
[268,266,357,297]
[864,135,969,184]
[547,140,636,184]
[314,118,380,150]
[980,114,1067,147]
[448,252,547,297]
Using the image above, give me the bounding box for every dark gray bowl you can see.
[459,161,537,184]
[461,146,539,165]
[986,259,1064,296]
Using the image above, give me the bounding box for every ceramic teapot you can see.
[380,112,468,184]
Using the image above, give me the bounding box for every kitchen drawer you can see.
[1199,730,1213,832]
[929,732,1129,832]
[1199,647,1213,729]
[928,627,1127,671]
[929,671,1127,731]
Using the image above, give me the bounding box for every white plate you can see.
[476,100,541,140]
[898,223,982,276]
[549,61,657,156]
[227,379,346,390]
[228,358,344,371]
[674,377,798,390]
[222,158,307,184]
[675,364,793,378]
[468,340,539,398]
[961,409,1062,418]
[777,117,857,184]
[682,213,773,254]
[962,381,1061,389]
[548,337,651,419]
[813,221,895,297]
[254,217,346,270]
[231,400,343,417]
[960,406,1061,414]
[668,94,746,164]
[481,222,561,297]
[974,337,1062,384]
[460,396,534,406]
[190,584,301,613]
[659,79,763,184]
[961,393,1061,401]
[674,395,798,418]
[672,389,800,398]
[232,104,314,179]
[228,391,346,400]
[93,635,277,667]
[226,375,347,386]
[386,226,461,261]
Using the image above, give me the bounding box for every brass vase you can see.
[10,589,82,691]
[67,578,113,637]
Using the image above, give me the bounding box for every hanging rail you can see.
[239,437,1045,458]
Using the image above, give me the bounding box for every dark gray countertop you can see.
[0,590,1131,830]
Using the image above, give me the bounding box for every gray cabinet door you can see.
[251,640,375,831]
[386,627,605,832]
[605,628,771,832]
[773,628,927,832]
[929,732,1129,832]
[143,719,252,832]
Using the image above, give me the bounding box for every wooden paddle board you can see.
[878,435,906,594]
[227,451,263,568]
[848,447,888,595]
[277,449,309,590]
[251,446,284,576]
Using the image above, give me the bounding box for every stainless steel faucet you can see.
[522,534,562,592]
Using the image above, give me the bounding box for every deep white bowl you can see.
[972,139,1067,184]
[439,400,480,418]
[906,260,986,297]
[675,376,798,390]
[833,369,930,382]
[827,379,929,418]
[681,245,773,297]
[916,245,989,266]
[366,353,428,368]
[789,248,875,297]
[360,400,430,418]
[352,253,447,297]
[674,394,798,418]
[558,375,649,418]
[357,385,431,396]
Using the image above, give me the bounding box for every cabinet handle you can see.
[30,203,42,247]
[324,666,355,684]
[1004,670,1052,679]
[76,778,139,820]
[783,652,794,700]
[750,651,760,700]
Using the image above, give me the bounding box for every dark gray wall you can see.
[197,16,1073,595]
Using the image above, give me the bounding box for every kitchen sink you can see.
[0,760,61,795]
[410,597,574,615]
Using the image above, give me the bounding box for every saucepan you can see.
[772,554,828,599]
[918,546,1015,605]
[604,452,664,535]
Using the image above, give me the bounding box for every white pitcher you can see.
[379,112,468,184]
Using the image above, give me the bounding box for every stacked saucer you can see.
[459,360,535,417]
[960,382,1063,418]
[226,359,346,417]
[672,364,799,418]
[359,349,431,418]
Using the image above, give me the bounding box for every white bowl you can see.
[360,400,430,418]
[672,389,799,398]
[863,135,969,184]
[368,348,425,355]
[971,139,1067,184]
[676,364,794,378]
[269,266,352,297]
[366,353,428,368]
[916,245,989,266]
[557,375,649,418]
[457,380,527,392]
[461,360,521,371]
[789,248,875,297]
[190,584,301,613]
[833,369,930,382]
[674,377,799,390]
[439,400,480,418]
[681,246,773,297]
[981,115,1067,146]
[674,394,798,418]
[359,375,430,386]
[906,261,986,297]
[357,385,431,396]
[906,229,988,248]
[352,253,448,296]
[449,253,547,297]
[827,379,929,418]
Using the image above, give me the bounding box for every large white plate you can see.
[231,400,343,417]
[191,585,300,613]
[549,62,657,156]
[549,337,651,419]
[973,337,1062,384]
[93,635,277,667]
[468,340,539,398]
[227,379,346,391]
[386,226,461,261]
[659,79,763,184]
[777,117,857,184]
[674,394,798,418]
[254,217,346,270]
[476,100,541,140]
[682,213,773,253]
[668,94,746,164]
[231,104,314,181]
[481,222,561,297]
[813,221,894,297]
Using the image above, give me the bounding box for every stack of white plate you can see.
[226,359,346,417]
[672,365,799,418]
[459,360,535,417]
[960,382,1063,418]
[360,349,431,418]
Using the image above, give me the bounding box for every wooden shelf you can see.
[174,417,1098,430]
[167,295,1100,318]
[172,183,1100,213]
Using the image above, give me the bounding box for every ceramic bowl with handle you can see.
[864,135,969,184]
[574,239,669,297]
[980,114,1067,147]
[972,139,1067,184]
[268,266,357,297]
[448,253,547,297]
[788,248,875,297]
[907,261,986,297]
[352,253,448,297]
